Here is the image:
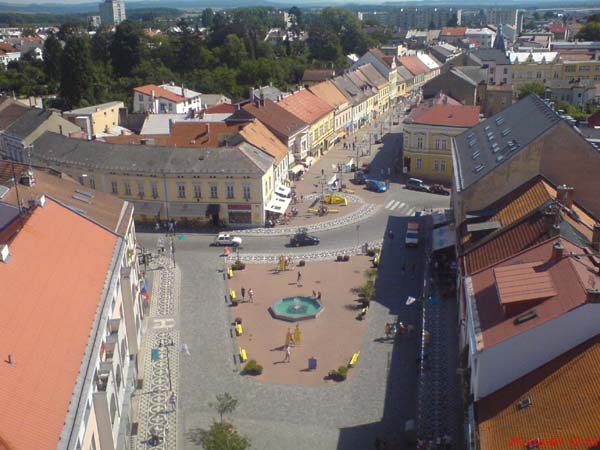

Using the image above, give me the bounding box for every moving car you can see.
[290,230,320,247]
[365,179,388,193]
[405,221,420,247]
[213,233,242,247]
[429,184,450,196]
[405,177,430,193]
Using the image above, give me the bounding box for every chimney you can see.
[592,223,600,252]
[181,84,185,97]
[556,184,574,209]
[551,240,564,262]
[151,89,156,100]
[250,87,255,101]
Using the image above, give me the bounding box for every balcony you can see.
[95,362,113,392]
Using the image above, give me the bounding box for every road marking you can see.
[407,208,415,216]
[385,199,396,209]
[153,318,176,329]
[390,200,401,210]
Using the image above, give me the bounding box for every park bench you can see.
[348,351,360,367]
[239,347,247,363]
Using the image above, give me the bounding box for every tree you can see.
[447,13,458,27]
[544,11,555,19]
[111,20,144,77]
[518,81,545,99]
[220,34,247,68]
[576,21,600,41]
[202,8,215,28]
[209,393,239,424]
[199,421,250,450]
[42,33,62,86]
[91,28,112,63]
[60,35,93,108]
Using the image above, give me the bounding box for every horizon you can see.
[0,0,553,4]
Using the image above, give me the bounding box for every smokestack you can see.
[556,185,574,209]
[181,84,185,97]
[551,240,564,262]
[544,204,560,236]
[592,223,600,252]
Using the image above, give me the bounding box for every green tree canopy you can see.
[576,21,600,41]
[199,421,250,450]
[518,81,546,99]
[111,20,145,77]
[202,8,215,28]
[42,32,62,86]
[60,35,93,108]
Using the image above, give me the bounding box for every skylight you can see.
[472,150,481,159]
[495,116,505,126]
[491,142,500,153]
[514,310,538,325]
[501,128,512,137]
[474,163,485,173]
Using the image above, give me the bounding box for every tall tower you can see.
[99,0,126,26]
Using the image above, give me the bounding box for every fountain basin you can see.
[269,296,324,322]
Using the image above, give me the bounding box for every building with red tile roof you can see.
[464,235,600,401]
[0,196,134,450]
[308,80,353,138]
[477,333,600,450]
[133,83,203,114]
[276,88,335,157]
[441,27,467,37]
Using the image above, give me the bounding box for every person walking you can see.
[284,345,291,363]
[241,287,246,302]
[169,392,177,412]
[297,271,302,285]
[248,288,254,303]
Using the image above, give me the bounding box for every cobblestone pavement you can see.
[133,236,180,450]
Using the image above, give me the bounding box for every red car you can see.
[429,184,450,196]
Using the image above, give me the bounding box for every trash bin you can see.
[363,243,369,254]
[308,357,317,371]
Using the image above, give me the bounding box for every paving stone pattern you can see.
[133,236,180,450]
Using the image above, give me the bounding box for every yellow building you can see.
[358,63,391,115]
[276,88,335,157]
[63,101,125,137]
[31,131,276,226]
[561,59,600,82]
[403,97,481,183]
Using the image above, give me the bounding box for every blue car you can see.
[365,179,388,193]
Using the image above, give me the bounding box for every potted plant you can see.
[328,366,348,381]
[232,260,246,271]
[244,360,263,376]
[343,255,350,262]
[298,260,306,267]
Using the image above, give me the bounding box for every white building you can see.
[465,27,497,48]
[99,0,126,26]
[133,83,203,114]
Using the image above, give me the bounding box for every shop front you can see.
[228,204,252,225]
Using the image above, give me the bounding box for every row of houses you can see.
[442,94,600,448]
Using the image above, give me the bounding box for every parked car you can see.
[365,179,388,193]
[290,230,320,247]
[354,170,367,184]
[429,184,450,196]
[405,177,430,193]
[213,233,242,247]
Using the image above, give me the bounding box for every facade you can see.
[63,101,125,137]
[99,0,126,26]
[403,96,480,183]
[345,70,378,122]
[398,55,434,90]
[133,83,203,114]
[394,8,456,30]
[0,42,21,66]
[451,94,600,225]
[276,88,335,158]
[0,107,81,162]
[546,79,596,108]
[422,66,486,106]
[308,80,353,141]
[351,48,398,102]
[561,59,600,82]
[465,28,496,48]
[358,63,391,115]
[485,8,519,30]
[0,194,137,450]
[332,75,371,133]
[30,132,275,226]
[467,49,512,86]
[508,51,561,91]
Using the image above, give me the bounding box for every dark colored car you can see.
[405,177,430,193]
[429,184,450,196]
[354,170,367,184]
[290,231,320,247]
[365,179,388,193]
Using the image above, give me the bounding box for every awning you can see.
[327,175,338,186]
[433,224,456,251]
[168,202,209,218]
[275,184,291,198]
[133,201,162,216]
[432,209,452,226]
[265,195,291,214]
[289,164,305,175]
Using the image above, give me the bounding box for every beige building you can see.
[31,131,276,226]
[63,101,125,137]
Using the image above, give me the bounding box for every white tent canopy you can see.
[433,224,456,251]
[265,195,291,214]
[275,184,291,198]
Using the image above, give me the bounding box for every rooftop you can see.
[4,107,54,139]
[302,69,335,83]
[508,51,559,64]
[469,48,511,65]
[398,55,431,76]
[440,27,467,36]
[241,99,308,140]
[477,334,600,450]
[0,103,30,130]
[357,63,388,88]
[469,236,600,350]
[63,101,124,116]
[31,131,274,175]
[0,198,119,450]
[331,75,368,106]
[308,81,350,110]
[453,94,561,192]
[408,101,480,128]
[276,88,334,124]
[134,83,200,103]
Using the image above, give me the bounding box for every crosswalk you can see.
[384,199,416,216]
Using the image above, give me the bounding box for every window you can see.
[177,183,186,198]
[210,184,218,198]
[526,72,532,79]
[243,185,251,200]
[168,103,173,112]
[416,136,424,150]
[434,159,439,171]
[193,184,201,198]
[503,67,508,74]
[124,181,131,196]
[78,175,85,185]
[138,94,143,101]
[536,71,542,79]
[151,182,159,198]
[89,176,96,189]
[441,160,446,172]
[416,158,422,169]
[565,65,576,73]
[109,393,117,424]
[435,138,447,150]
[137,181,144,197]
[580,65,590,72]
[226,184,234,199]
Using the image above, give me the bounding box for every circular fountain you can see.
[269,296,324,322]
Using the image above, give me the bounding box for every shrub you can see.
[328,366,349,381]
[234,317,242,325]
[298,260,306,267]
[336,255,344,262]
[343,255,350,262]
[244,360,263,375]
[366,248,376,257]
[232,260,246,271]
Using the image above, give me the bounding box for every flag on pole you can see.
[141,279,151,301]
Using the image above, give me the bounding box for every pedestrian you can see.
[312,290,317,298]
[248,288,254,303]
[284,345,291,363]
[169,392,177,412]
[297,271,302,285]
[241,287,246,302]
[317,291,322,300]
[155,221,160,231]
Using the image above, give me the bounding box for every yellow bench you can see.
[343,188,355,194]
[239,347,247,362]
[235,323,243,336]
[308,208,319,213]
[227,267,234,279]
[349,352,360,367]
[230,289,237,301]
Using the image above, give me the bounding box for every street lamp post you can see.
[320,169,326,215]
